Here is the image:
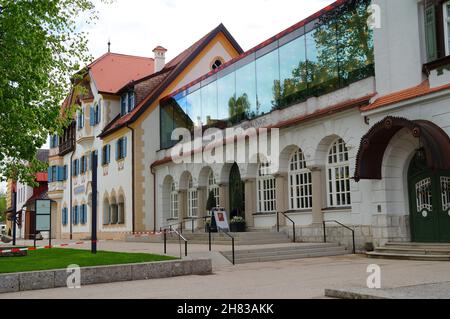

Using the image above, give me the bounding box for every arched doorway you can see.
[229,163,245,219]
[408,149,450,243]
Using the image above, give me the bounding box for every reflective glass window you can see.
[217,71,236,122]
[235,61,257,123]
[186,88,202,128]
[279,35,307,108]
[201,81,218,127]
[256,48,280,114]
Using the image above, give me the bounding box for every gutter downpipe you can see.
[69,148,75,240]
[126,125,136,234]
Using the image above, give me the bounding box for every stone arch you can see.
[179,171,193,190]
[117,189,125,225]
[102,192,110,225]
[278,144,303,175]
[311,134,344,168]
[198,166,214,188]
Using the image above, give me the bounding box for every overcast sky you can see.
[87,0,335,61]
[1,0,335,194]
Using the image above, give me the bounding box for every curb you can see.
[0,259,212,294]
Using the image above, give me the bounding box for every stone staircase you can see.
[126,231,292,245]
[367,243,450,261]
[221,243,348,264]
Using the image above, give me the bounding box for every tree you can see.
[0,192,6,223]
[0,0,105,186]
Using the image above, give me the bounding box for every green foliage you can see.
[230,216,245,224]
[0,0,104,185]
[206,190,216,211]
[0,193,5,222]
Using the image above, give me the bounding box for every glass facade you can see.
[160,0,374,149]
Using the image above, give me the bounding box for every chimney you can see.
[153,46,167,73]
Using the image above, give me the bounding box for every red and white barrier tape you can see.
[123,230,178,237]
[0,241,89,254]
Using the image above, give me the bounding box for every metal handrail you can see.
[208,225,235,265]
[276,212,296,243]
[163,228,188,258]
[323,220,356,254]
[218,228,235,265]
[160,220,183,234]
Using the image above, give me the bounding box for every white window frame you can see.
[326,138,351,208]
[207,172,220,210]
[170,183,179,219]
[187,178,198,218]
[443,1,450,55]
[289,149,312,210]
[257,162,277,213]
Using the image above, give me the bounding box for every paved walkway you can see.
[2,240,450,299]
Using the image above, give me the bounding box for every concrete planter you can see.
[0,258,212,294]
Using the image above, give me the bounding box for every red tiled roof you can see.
[362,80,450,111]
[88,53,154,94]
[99,24,243,138]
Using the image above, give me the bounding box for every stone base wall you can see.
[59,232,128,241]
[371,214,410,247]
[281,224,373,252]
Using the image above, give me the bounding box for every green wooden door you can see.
[408,150,450,243]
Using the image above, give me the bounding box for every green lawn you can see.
[0,248,177,274]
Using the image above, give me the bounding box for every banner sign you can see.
[212,208,229,232]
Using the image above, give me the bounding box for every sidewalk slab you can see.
[325,281,450,299]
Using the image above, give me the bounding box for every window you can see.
[72,159,80,176]
[207,172,219,209]
[62,207,68,226]
[77,109,84,130]
[103,199,110,225]
[118,200,125,224]
[80,156,88,174]
[50,135,59,149]
[444,2,450,56]
[211,57,224,70]
[121,91,135,116]
[257,162,277,213]
[187,177,198,217]
[116,137,127,161]
[289,149,312,210]
[111,203,119,224]
[90,102,101,126]
[80,204,87,225]
[73,205,79,225]
[170,183,179,219]
[326,138,351,208]
[102,145,111,165]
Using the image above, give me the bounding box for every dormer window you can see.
[120,91,135,116]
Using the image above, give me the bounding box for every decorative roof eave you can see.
[354,116,450,182]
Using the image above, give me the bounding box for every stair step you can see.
[226,250,348,264]
[374,247,450,255]
[367,251,450,261]
[222,247,346,258]
[221,244,341,255]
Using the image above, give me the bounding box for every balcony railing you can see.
[59,138,75,156]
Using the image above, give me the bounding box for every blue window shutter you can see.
[90,106,95,126]
[121,95,126,116]
[64,165,68,180]
[76,159,80,176]
[48,167,53,182]
[116,140,119,160]
[85,156,88,173]
[123,137,127,158]
[57,166,63,181]
[108,145,111,163]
